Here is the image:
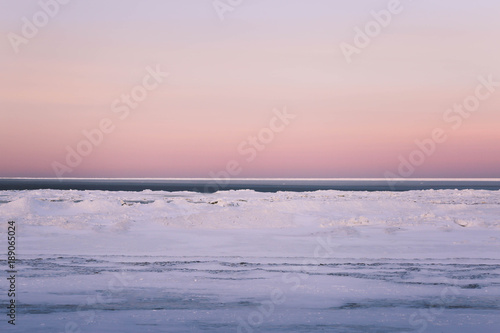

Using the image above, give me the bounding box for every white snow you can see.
[0,189,499,332]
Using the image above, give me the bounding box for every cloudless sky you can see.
[1,0,499,178]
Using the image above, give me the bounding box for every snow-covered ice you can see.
[0,189,499,332]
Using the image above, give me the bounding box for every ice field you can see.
[1,189,499,332]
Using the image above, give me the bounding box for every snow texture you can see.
[0,189,499,332]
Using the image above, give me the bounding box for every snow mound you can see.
[0,189,498,232]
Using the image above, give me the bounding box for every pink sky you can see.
[1,0,499,178]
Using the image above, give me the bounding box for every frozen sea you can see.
[1,180,500,332]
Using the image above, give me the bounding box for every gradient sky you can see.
[1,0,499,178]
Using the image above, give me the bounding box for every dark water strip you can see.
[1,179,500,193]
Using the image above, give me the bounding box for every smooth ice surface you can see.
[0,189,499,332]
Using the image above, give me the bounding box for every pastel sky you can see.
[1,0,499,178]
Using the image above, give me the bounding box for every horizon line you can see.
[1,177,500,181]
